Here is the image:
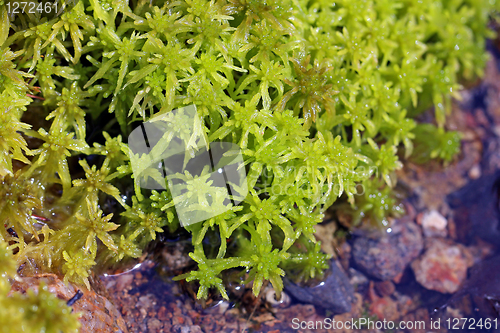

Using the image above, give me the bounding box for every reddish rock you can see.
[367,282,399,321]
[10,273,128,333]
[411,239,470,294]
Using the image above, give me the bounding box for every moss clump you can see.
[0,241,80,333]
[0,0,498,304]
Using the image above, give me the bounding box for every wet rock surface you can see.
[442,255,500,318]
[103,259,363,333]
[10,274,128,333]
[352,218,423,281]
[284,260,354,314]
[411,238,471,294]
[447,170,500,244]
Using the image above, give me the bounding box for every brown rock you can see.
[374,280,395,297]
[147,319,163,331]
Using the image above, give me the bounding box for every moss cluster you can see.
[0,0,498,304]
[0,241,80,333]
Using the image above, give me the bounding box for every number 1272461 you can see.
[6,1,59,15]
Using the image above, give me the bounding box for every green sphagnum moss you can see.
[0,0,498,322]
